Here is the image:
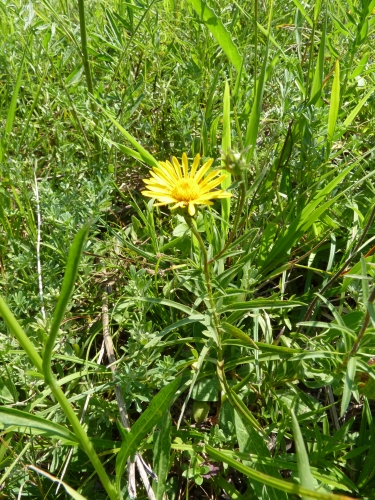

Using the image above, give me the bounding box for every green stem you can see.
[0,296,43,374]
[0,297,118,500]
[44,371,119,500]
[208,176,246,264]
[184,215,225,411]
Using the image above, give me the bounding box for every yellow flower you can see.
[142,153,231,216]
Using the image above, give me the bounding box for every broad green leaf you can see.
[123,296,194,316]
[178,339,214,427]
[221,322,258,349]
[0,407,79,444]
[291,410,316,500]
[28,465,87,500]
[327,60,340,150]
[115,377,181,491]
[153,411,172,500]
[341,357,357,417]
[235,412,287,500]
[187,0,243,72]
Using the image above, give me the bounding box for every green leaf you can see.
[341,357,357,417]
[205,445,354,500]
[234,412,288,500]
[153,411,172,500]
[327,60,340,150]
[221,80,231,232]
[99,106,159,168]
[343,88,374,128]
[115,377,181,491]
[260,162,355,272]
[219,299,305,313]
[187,0,243,73]
[310,11,327,106]
[44,221,92,369]
[245,6,274,162]
[291,409,315,500]
[0,407,79,444]
[292,0,313,27]
[0,296,43,374]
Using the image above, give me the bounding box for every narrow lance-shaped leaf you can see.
[43,221,92,371]
[221,80,231,234]
[116,377,181,492]
[0,407,79,443]
[327,59,340,155]
[310,10,327,106]
[341,357,357,417]
[153,411,172,500]
[245,0,274,162]
[205,445,354,500]
[187,0,243,73]
[291,409,315,500]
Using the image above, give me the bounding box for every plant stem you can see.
[44,373,119,500]
[184,214,226,416]
[208,177,246,263]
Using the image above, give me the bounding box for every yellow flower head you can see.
[142,153,231,216]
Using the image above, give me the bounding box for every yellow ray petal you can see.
[158,161,179,181]
[190,154,201,178]
[194,158,213,183]
[198,175,229,193]
[171,158,183,179]
[182,153,189,177]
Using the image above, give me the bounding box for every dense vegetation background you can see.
[1,0,375,498]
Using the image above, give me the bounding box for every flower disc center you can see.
[171,178,200,202]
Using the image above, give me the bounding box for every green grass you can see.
[1,0,375,498]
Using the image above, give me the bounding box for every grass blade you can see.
[310,10,327,105]
[153,411,172,500]
[291,409,315,500]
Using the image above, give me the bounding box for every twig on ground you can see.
[33,168,46,320]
